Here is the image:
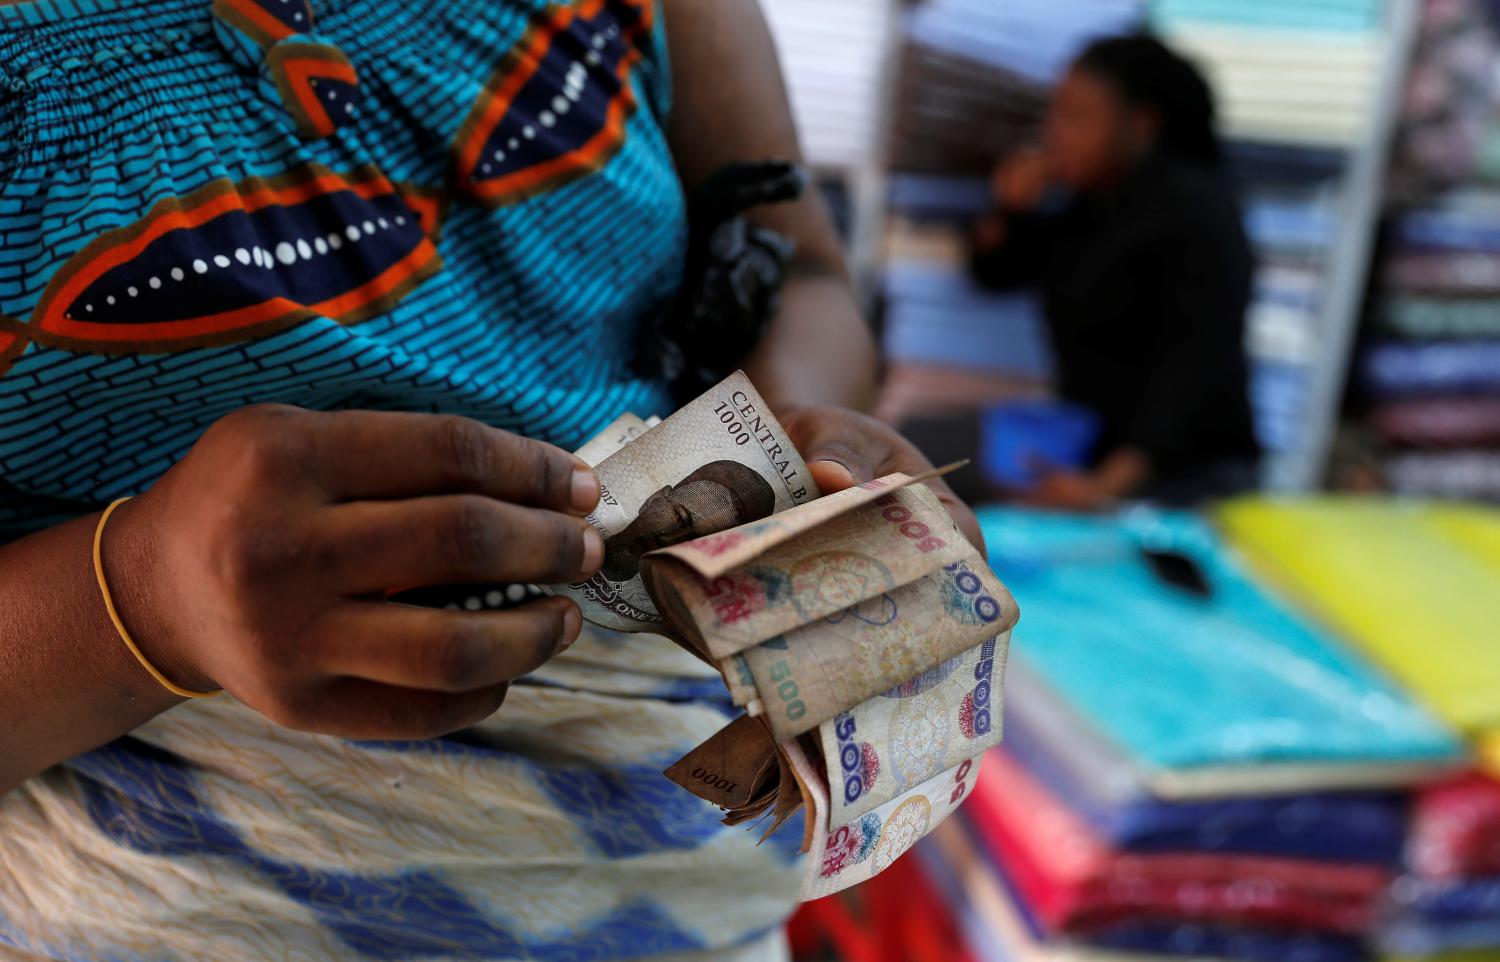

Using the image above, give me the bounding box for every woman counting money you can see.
[0,0,978,958]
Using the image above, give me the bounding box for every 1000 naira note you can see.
[572,412,659,467]
[551,371,817,631]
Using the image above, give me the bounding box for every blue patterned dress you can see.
[0,0,803,958]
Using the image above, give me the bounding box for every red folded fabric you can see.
[964,749,1391,936]
[1409,772,1500,880]
[1372,398,1500,447]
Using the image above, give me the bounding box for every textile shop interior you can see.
[760,0,1500,960]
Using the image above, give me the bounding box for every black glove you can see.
[635,160,807,402]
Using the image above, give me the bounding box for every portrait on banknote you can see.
[601,459,777,582]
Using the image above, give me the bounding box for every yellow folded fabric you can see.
[1219,498,1500,743]
[1481,732,1500,781]
[1428,502,1500,569]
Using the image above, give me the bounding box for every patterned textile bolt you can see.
[0,0,803,959]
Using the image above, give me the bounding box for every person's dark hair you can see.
[1074,34,1222,168]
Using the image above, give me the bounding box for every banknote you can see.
[770,739,817,857]
[572,412,657,467]
[663,712,779,811]
[729,555,1018,742]
[557,375,1009,880]
[552,371,816,631]
[819,631,1010,828]
[791,739,983,901]
[643,466,962,587]
[640,479,974,661]
[664,712,812,842]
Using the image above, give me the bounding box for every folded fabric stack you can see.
[1387,0,1497,202]
[1148,0,1388,148]
[1240,194,1339,457]
[888,33,1051,178]
[1220,495,1500,961]
[1364,198,1500,501]
[905,0,1144,88]
[1152,0,1384,33]
[1411,0,1500,194]
[916,506,1465,962]
[892,0,1138,176]
[875,207,1056,425]
[1381,773,1500,960]
[881,258,1054,383]
[1358,0,1500,500]
[1219,496,1500,777]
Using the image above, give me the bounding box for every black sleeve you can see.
[967,209,1059,290]
[1122,219,1251,473]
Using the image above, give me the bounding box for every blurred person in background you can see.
[971,34,1260,508]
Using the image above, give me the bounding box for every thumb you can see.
[809,459,859,494]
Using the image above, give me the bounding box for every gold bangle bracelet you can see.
[93,497,219,700]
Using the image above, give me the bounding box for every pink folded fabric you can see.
[1387,252,1500,295]
[1372,398,1500,447]
[964,749,1392,935]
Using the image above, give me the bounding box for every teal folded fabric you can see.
[1149,0,1380,32]
[979,508,1464,782]
[1381,296,1500,340]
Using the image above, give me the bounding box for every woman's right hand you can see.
[990,147,1051,210]
[106,405,603,740]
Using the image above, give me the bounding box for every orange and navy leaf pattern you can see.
[211,0,315,50]
[454,0,652,207]
[266,42,361,139]
[28,164,441,355]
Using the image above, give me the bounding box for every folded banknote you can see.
[550,371,817,631]
[541,372,1014,899]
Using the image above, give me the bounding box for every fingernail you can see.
[559,605,582,652]
[571,467,600,513]
[580,526,603,576]
[811,459,859,490]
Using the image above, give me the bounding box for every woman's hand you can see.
[1022,447,1151,511]
[779,406,983,552]
[108,405,603,739]
[1020,469,1112,511]
[991,147,1051,210]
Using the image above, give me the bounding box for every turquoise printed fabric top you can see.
[979,506,1463,778]
[0,2,806,960]
[0,0,683,536]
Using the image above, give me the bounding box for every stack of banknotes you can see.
[548,372,1017,899]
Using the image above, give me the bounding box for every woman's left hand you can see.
[779,406,983,552]
[1022,447,1150,511]
[1021,469,1113,511]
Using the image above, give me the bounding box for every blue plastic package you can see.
[980,401,1101,489]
